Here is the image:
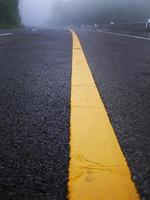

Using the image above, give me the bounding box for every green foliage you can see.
[0,0,20,25]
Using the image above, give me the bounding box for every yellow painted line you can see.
[68,30,139,200]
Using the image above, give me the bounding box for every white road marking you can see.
[0,33,12,36]
[100,30,150,41]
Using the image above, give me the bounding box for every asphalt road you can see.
[0,29,72,200]
[0,28,150,199]
[77,29,150,200]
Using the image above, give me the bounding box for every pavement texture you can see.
[0,29,72,200]
[76,29,150,200]
[1,27,150,200]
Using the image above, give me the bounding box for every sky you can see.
[19,0,150,27]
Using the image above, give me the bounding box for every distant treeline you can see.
[52,0,150,25]
[0,0,19,25]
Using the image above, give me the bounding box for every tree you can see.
[0,0,20,25]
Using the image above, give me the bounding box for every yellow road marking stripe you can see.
[68,30,139,200]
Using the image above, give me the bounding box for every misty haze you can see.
[19,0,150,27]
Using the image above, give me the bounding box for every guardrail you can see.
[98,23,148,32]
[81,23,150,33]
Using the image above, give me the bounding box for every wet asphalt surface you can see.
[0,29,72,200]
[76,29,150,200]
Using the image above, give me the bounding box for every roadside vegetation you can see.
[0,0,20,29]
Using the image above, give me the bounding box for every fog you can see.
[19,0,55,27]
[19,0,150,27]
